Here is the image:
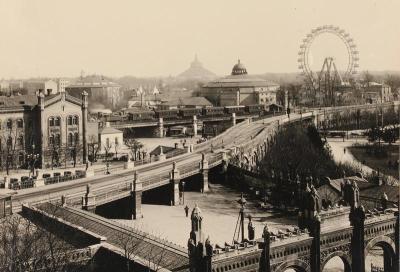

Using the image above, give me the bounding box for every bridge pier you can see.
[155,117,164,138]
[231,112,236,126]
[200,153,209,193]
[170,162,180,206]
[221,152,229,183]
[82,184,96,213]
[131,171,142,219]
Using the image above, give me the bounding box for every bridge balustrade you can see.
[141,172,171,189]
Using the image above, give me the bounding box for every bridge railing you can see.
[141,172,171,188]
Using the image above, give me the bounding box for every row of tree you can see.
[258,124,360,208]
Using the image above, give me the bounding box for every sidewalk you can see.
[327,138,374,175]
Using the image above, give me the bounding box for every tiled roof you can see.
[360,185,399,203]
[99,126,122,135]
[150,145,176,156]
[0,95,38,108]
[328,176,374,192]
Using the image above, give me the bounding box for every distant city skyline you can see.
[0,0,399,78]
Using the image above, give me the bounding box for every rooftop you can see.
[203,60,279,88]
[162,96,212,107]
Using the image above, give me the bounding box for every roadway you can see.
[11,113,301,212]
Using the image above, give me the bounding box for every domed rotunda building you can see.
[201,60,279,106]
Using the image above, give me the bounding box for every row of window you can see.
[0,119,24,130]
[49,115,79,127]
[49,133,79,146]
[0,135,24,148]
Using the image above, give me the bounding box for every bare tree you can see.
[0,126,22,175]
[142,232,169,272]
[385,74,400,99]
[0,213,81,272]
[125,139,144,161]
[88,135,100,163]
[115,228,148,272]
[361,71,374,90]
[103,141,113,174]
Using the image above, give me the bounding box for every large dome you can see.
[231,59,247,75]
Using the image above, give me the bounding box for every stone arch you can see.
[364,235,396,272]
[321,251,351,272]
[364,235,395,257]
[275,259,309,272]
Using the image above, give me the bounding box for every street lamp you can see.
[181,181,185,205]
[237,193,247,242]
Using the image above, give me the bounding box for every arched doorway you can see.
[365,236,396,272]
[322,254,351,272]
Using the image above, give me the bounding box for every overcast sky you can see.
[0,0,399,78]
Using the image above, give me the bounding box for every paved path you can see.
[327,138,374,175]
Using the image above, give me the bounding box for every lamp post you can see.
[237,193,247,242]
[182,181,185,205]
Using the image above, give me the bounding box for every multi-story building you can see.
[58,79,69,93]
[201,60,279,106]
[23,79,59,96]
[364,82,392,103]
[0,91,88,171]
[66,75,121,110]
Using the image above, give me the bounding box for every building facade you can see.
[364,82,392,104]
[201,60,279,106]
[66,76,121,110]
[23,79,59,96]
[0,91,88,171]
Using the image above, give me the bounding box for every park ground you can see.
[327,137,399,180]
[349,144,399,179]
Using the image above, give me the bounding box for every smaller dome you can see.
[231,59,248,75]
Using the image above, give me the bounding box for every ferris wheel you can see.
[298,25,359,86]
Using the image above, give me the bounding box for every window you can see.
[68,116,73,126]
[55,134,61,146]
[16,118,23,128]
[106,138,110,147]
[49,135,54,145]
[19,135,24,146]
[49,118,54,127]
[7,136,12,146]
[74,133,79,145]
[68,133,74,146]
[115,137,119,145]
[7,119,12,129]
[73,116,79,125]
[55,117,60,126]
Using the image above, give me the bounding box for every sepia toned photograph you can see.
[0,1,399,271]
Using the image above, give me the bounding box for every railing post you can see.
[170,162,181,206]
[82,184,96,213]
[200,153,209,193]
[131,171,142,219]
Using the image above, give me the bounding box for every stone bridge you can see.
[13,103,398,218]
[188,180,399,272]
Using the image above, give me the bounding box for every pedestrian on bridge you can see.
[184,205,189,217]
